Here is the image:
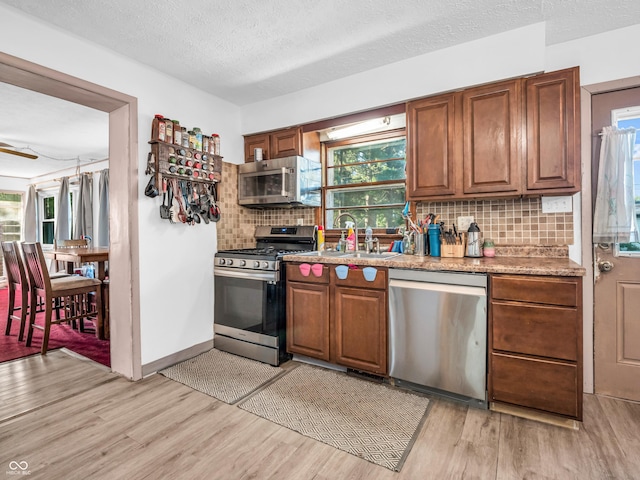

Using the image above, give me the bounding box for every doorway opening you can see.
[0,51,142,379]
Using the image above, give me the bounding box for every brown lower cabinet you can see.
[489,274,583,420]
[286,263,330,361]
[286,262,388,376]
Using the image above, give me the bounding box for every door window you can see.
[611,106,640,256]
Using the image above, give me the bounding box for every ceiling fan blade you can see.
[0,147,38,159]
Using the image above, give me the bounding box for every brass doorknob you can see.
[598,260,614,272]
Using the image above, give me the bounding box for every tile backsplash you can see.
[217,163,315,250]
[218,162,574,249]
[416,198,574,246]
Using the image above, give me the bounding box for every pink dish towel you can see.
[311,264,323,277]
[298,263,311,276]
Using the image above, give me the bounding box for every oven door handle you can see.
[214,267,279,283]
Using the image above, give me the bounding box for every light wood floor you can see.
[1,350,638,480]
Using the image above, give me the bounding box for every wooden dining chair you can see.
[2,241,30,341]
[21,242,103,355]
[2,241,71,341]
[53,238,89,274]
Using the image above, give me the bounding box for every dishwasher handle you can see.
[389,278,486,297]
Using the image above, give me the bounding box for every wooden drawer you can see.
[492,301,578,361]
[331,265,387,290]
[491,274,579,307]
[490,352,579,419]
[286,263,330,284]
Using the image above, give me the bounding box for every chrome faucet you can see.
[364,226,380,254]
[334,212,359,252]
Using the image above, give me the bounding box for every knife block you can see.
[440,232,465,258]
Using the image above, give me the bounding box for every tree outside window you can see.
[325,135,406,230]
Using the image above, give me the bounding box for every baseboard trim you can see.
[490,401,580,430]
[141,339,213,377]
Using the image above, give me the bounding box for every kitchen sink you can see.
[341,252,402,260]
[296,250,352,258]
[293,250,401,260]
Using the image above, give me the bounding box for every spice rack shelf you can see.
[148,141,222,187]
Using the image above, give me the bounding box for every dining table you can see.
[45,247,109,281]
[44,247,110,340]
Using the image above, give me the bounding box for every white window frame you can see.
[37,183,79,248]
[324,133,407,232]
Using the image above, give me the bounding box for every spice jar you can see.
[188,130,196,149]
[151,114,166,142]
[193,128,203,151]
[181,127,189,148]
[211,133,220,155]
[172,120,181,145]
[164,118,173,144]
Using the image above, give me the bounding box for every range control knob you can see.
[218,258,225,265]
[254,261,261,268]
[227,259,233,266]
[262,262,270,269]
[239,260,246,266]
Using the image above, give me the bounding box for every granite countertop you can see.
[283,252,586,277]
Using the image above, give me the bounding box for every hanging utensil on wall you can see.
[160,178,171,220]
[210,182,221,222]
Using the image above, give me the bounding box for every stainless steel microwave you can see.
[238,155,321,208]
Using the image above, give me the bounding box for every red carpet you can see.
[0,287,110,367]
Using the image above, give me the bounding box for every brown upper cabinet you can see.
[270,127,303,159]
[406,92,459,197]
[462,79,522,195]
[244,133,270,162]
[525,67,580,193]
[244,127,320,163]
[406,67,580,200]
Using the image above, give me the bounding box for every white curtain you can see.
[593,126,639,243]
[73,173,93,241]
[23,185,37,241]
[54,176,71,242]
[97,169,109,247]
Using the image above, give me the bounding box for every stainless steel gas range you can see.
[213,225,316,366]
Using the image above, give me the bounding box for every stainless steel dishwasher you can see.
[388,269,488,407]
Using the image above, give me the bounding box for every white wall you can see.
[240,23,546,133]
[0,176,29,192]
[0,4,243,365]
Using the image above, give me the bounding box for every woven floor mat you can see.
[159,349,284,404]
[238,364,430,471]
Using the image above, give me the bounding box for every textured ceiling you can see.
[1,0,639,179]
[2,0,640,106]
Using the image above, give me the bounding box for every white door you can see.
[591,88,640,401]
